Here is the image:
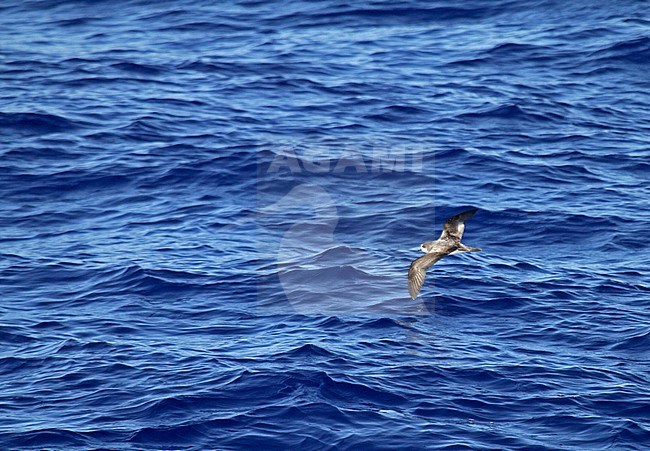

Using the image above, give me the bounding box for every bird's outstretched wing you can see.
[440,208,478,241]
[408,252,446,299]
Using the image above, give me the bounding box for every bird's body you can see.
[408,208,481,299]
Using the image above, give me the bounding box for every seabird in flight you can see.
[408,208,481,299]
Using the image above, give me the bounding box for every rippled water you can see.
[1,0,649,449]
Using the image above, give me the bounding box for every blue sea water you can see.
[1,0,650,449]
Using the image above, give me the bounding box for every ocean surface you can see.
[1,0,649,449]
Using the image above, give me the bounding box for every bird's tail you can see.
[457,244,481,253]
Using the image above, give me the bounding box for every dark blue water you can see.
[2,0,649,449]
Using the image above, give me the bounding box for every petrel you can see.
[408,208,481,299]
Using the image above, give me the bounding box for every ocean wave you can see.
[457,103,562,123]
[0,112,83,136]
[591,35,650,64]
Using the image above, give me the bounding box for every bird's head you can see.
[419,243,428,253]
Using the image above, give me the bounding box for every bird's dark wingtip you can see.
[462,208,479,219]
[453,207,478,221]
